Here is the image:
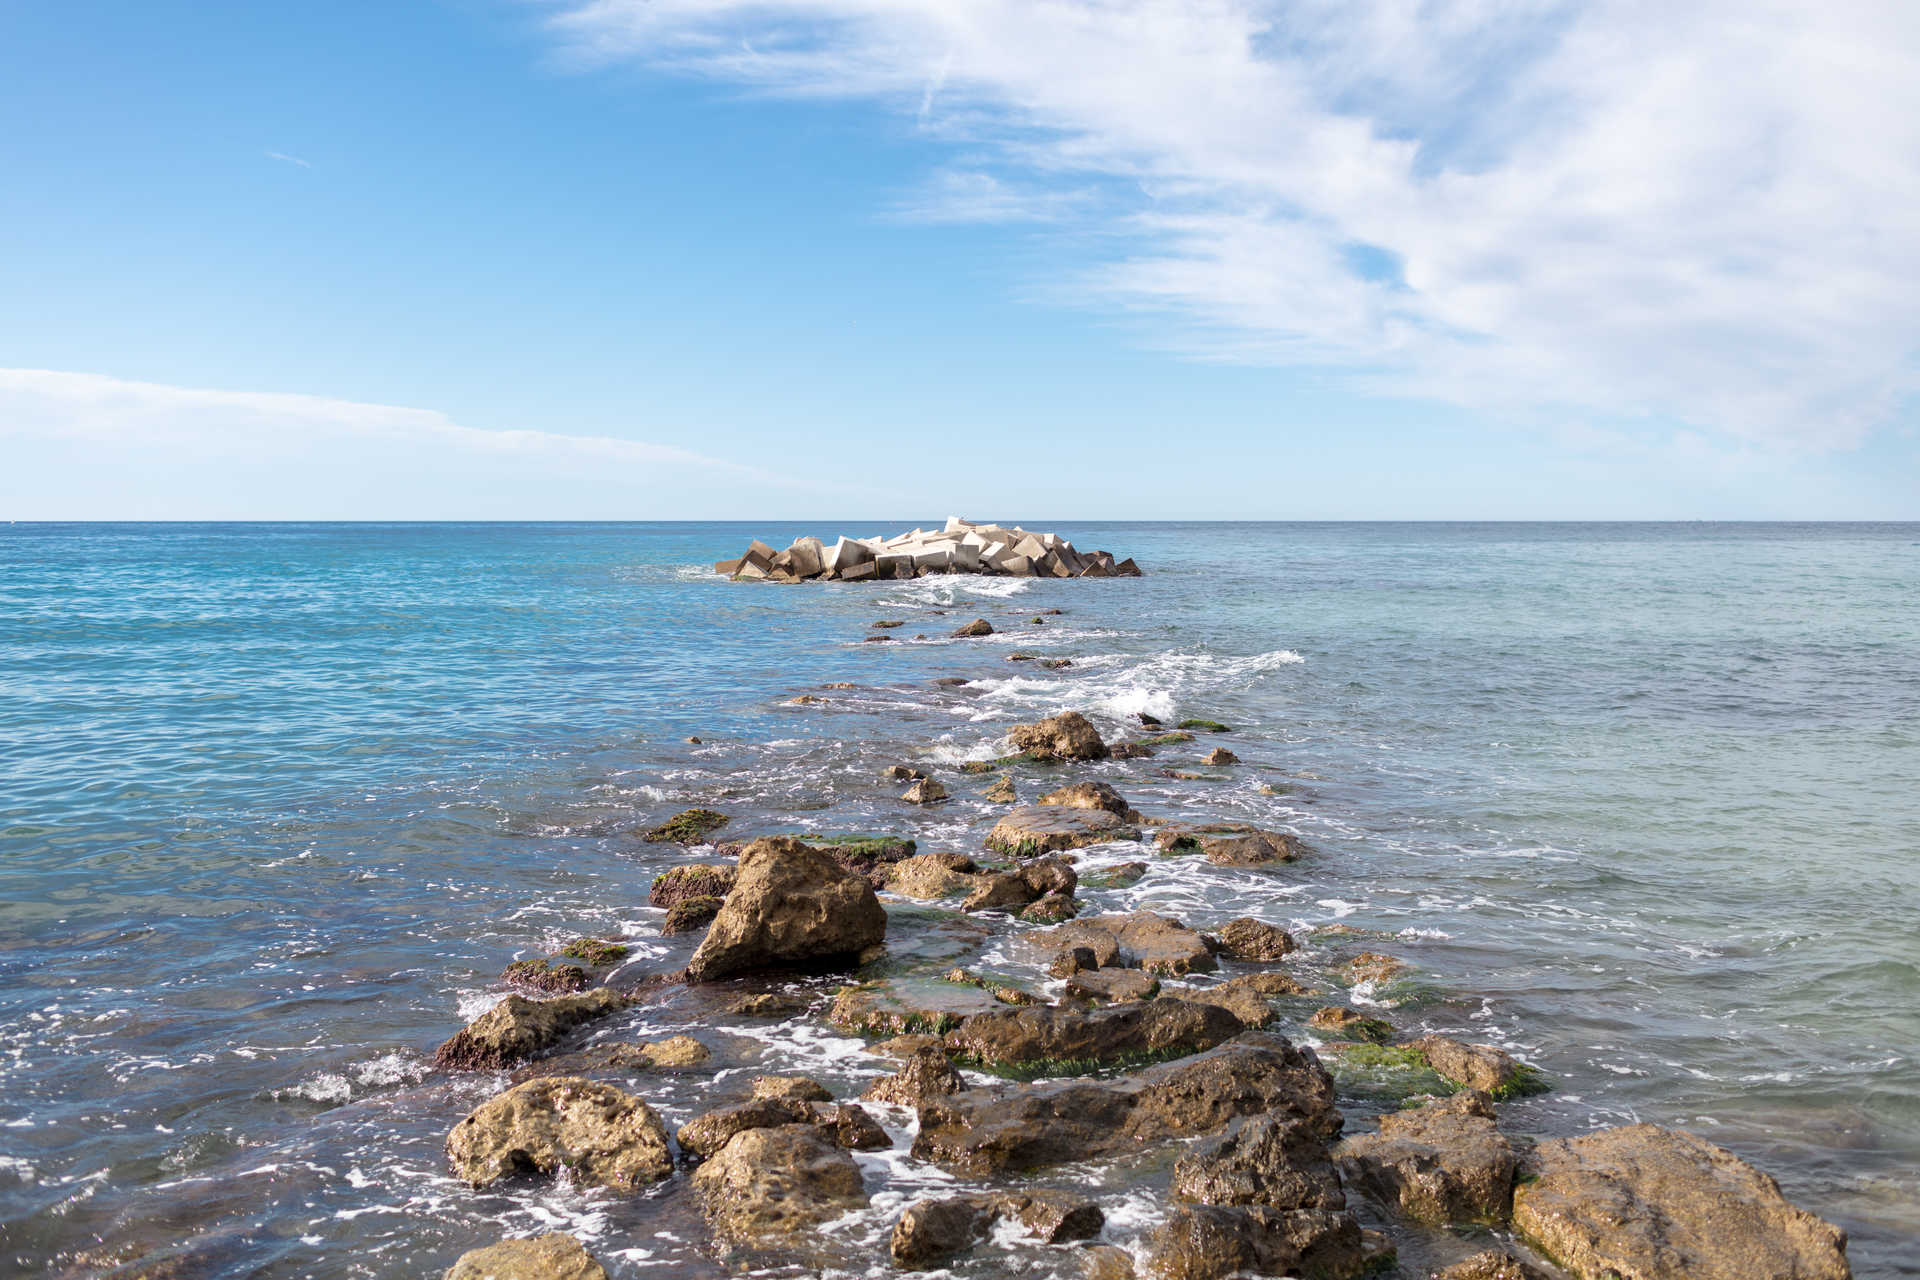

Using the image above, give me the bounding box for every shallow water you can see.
[2,521,1915,1277]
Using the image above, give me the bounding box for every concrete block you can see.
[824,537,872,577]
[875,553,915,579]
[744,539,777,569]
[734,560,768,580]
[910,546,953,571]
[839,561,877,582]
[1012,535,1047,561]
[1113,558,1143,577]
[712,557,743,575]
[1078,561,1112,578]
[787,536,824,578]
[1003,554,1035,576]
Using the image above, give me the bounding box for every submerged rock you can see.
[660,895,724,935]
[1201,747,1239,766]
[558,938,630,966]
[510,1034,712,1081]
[434,989,628,1071]
[952,618,995,637]
[1081,860,1150,889]
[983,775,1018,803]
[1336,1089,1516,1225]
[686,836,886,981]
[1144,1205,1367,1280]
[1008,711,1111,762]
[691,1124,869,1246]
[1217,917,1296,960]
[727,991,810,1017]
[1155,823,1301,866]
[444,1233,608,1280]
[1065,966,1160,1003]
[912,1032,1339,1175]
[1342,951,1408,983]
[1172,1111,1346,1210]
[445,1076,671,1190]
[829,977,1009,1037]
[1511,1124,1852,1280]
[944,999,1245,1072]
[986,805,1138,857]
[1163,980,1278,1028]
[643,808,729,844]
[1032,911,1216,976]
[1415,1035,1547,1098]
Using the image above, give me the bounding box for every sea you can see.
[2,521,1915,1278]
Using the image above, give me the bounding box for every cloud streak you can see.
[548,0,1920,449]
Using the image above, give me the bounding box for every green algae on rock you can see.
[642,807,730,844]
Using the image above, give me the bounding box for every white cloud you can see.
[265,150,312,168]
[547,0,1920,449]
[0,369,824,519]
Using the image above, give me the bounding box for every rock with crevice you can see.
[963,855,1077,913]
[1065,966,1160,1003]
[1008,711,1111,762]
[444,1233,609,1280]
[434,988,628,1070]
[687,836,887,981]
[889,1190,1104,1267]
[445,1076,672,1190]
[1162,980,1277,1028]
[1511,1123,1852,1280]
[1336,1089,1517,1225]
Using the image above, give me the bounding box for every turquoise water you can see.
[2,522,1916,1276]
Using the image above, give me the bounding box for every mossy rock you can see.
[1176,719,1234,733]
[941,967,1043,1006]
[1487,1062,1552,1101]
[958,761,998,775]
[559,938,630,966]
[1321,1042,1458,1104]
[643,808,729,844]
[501,958,588,994]
[662,895,724,935]
[871,619,904,629]
[1139,732,1196,746]
[795,832,916,860]
[855,904,993,981]
[1019,893,1081,923]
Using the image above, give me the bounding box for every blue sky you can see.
[3,0,1916,519]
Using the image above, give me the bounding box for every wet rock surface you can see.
[890,1190,1104,1267]
[686,836,887,980]
[963,854,1077,913]
[1156,823,1302,865]
[649,863,737,908]
[434,989,628,1070]
[1065,966,1160,1003]
[1416,1034,1542,1096]
[862,1043,967,1107]
[1172,1111,1346,1210]
[1216,916,1297,960]
[943,998,1245,1071]
[1008,711,1111,762]
[1037,780,1137,817]
[443,1233,609,1280]
[986,805,1138,856]
[1335,1089,1517,1225]
[1511,1123,1852,1280]
[690,1123,869,1247]
[1144,1204,1368,1280]
[445,1076,672,1190]
[1032,911,1217,975]
[1433,1250,1555,1280]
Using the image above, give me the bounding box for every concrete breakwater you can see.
[714,518,1143,581]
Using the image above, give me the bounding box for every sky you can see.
[2,0,1917,520]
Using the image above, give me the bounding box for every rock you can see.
[637,1035,709,1067]
[1048,945,1100,977]
[649,863,737,908]
[1037,781,1136,817]
[890,1191,1105,1267]
[829,978,1009,1037]
[434,989,628,1070]
[678,1097,818,1157]
[728,991,809,1017]
[1032,911,1216,976]
[1065,967,1160,1003]
[943,967,1044,1006]
[1307,1006,1394,1042]
[1008,711,1110,761]
[953,618,995,637]
[864,1044,967,1107]
[444,1233,609,1280]
[981,775,1018,803]
[1082,860,1149,889]
[882,762,926,779]
[1336,1089,1516,1225]
[1201,747,1239,765]
[986,806,1138,857]
[868,1033,944,1058]
[944,999,1244,1072]
[912,1032,1340,1174]
[507,1034,711,1082]
[1019,891,1080,923]
[1343,951,1407,983]
[1433,1250,1555,1280]
[1176,719,1233,733]
[933,676,970,686]
[1217,917,1296,960]
[1110,741,1156,759]
[1229,970,1309,996]
[501,958,589,994]
[446,1076,671,1190]
[902,777,949,805]
[1511,1124,1851,1280]
[819,1101,890,1150]
[1172,1111,1346,1210]
[887,851,980,899]
[691,1124,868,1246]
[687,836,886,981]
[753,1074,834,1102]
[643,808,729,844]
[1165,980,1277,1028]
[1144,1205,1367,1280]
[558,938,629,966]
[1040,657,1074,669]
[963,855,1077,913]
[1415,1035,1546,1097]
[1155,823,1301,865]
[661,895,723,935]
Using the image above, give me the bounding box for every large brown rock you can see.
[1217,917,1296,960]
[1031,911,1216,976]
[1037,781,1136,817]
[887,851,980,899]
[963,855,1077,913]
[943,999,1244,1071]
[863,1044,967,1107]
[434,988,627,1070]
[985,806,1138,857]
[1065,966,1160,1003]
[1415,1035,1539,1096]
[445,1076,671,1190]
[1144,1205,1368,1280]
[912,1033,1338,1175]
[1172,1112,1346,1210]
[687,836,886,980]
[890,1191,1103,1267]
[1008,711,1110,762]
[649,863,737,908]
[444,1233,608,1280]
[691,1124,869,1245]
[1336,1089,1516,1225]
[1512,1124,1851,1280]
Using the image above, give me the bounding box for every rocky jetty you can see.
[712,518,1143,581]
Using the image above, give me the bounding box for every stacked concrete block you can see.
[712,520,1143,583]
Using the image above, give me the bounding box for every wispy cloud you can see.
[546,0,1920,451]
[265,150,312,168]
[0,369,832,519]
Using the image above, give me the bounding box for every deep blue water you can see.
[2,522,1916,1277]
